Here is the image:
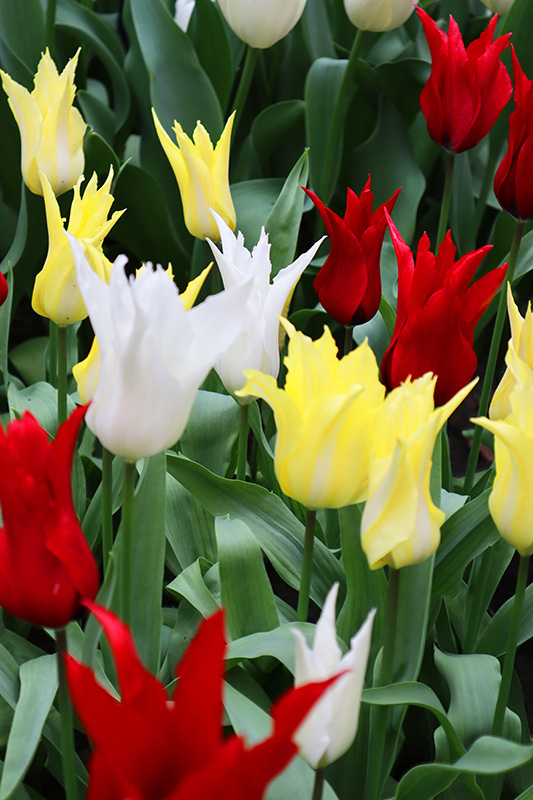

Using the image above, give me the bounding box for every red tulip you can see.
[381,212,507,406]
[494,48,533,220]
[0,273,7,307]
[0,406,99,627]
[66,602,337,800]
[416,8,512,153]
[305,180,400,327]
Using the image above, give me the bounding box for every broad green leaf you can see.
[7,382,75,435]
[226,622,317,672]
[165,474,216,570]
[251,101,305,166]
[463,539,514,653]
[9,337,47,386]
[166,558,220,618]
[301,0,335,60]
[503,0,533,79]
[82,453,124,549]
[0,0,44,75]
[81,555,117,667]
[188,0,233,111]
[180,390,240,476]
[476,582,533,657]
[232,178,284,248]
[83,130,120,177]
[265,150,309,276]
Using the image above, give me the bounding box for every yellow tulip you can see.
[152,109,236,240]
[237,319,385,509]
[361,374,475,570]
[32,169,125,326]
[1,49,86,196]
[473,381,533,556]
[490,285,533,420]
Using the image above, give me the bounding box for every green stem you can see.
[318,28,366,203]
[57,325,68,426]
[297,509,317,622]
[492,555,530,737]
[436,151,456,248]
[464,219,525,493]
[45,0,57,55]
[56,628,78,800]
[472,150,497,242]
[237,402,249,481]
[49,321,58,388]
[312,768,325,800]
[101,447,113,575]
[120,461,137,627]
[344,325,354,356]
[230,46,259,143]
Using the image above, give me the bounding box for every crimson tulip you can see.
[66,602,337,800]
[0,406,99,627]
[494,49,533,220]
[416,8,512,153]
[305,180,400,327]
[0,273,7,307]
[381,212,507,406]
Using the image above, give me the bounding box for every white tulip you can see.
[480,0,514,13]
[292,584,375,768]
[217,0,307,49]
[344,0,419,32]
[207,210,324,399]
[68,233,251,462]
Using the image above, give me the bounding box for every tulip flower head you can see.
[361,374,475,570]
[481,0,514,12]
[0,406,99,627]
[32,168,125,326]
[1,49,86,196]
[238,319,385,509]
[218,0,306,48]
[153,110,236,240]
[381,213,507,406]
[207,210,324,397]
[305,180,400,327]
[344,0,419,32]
[490,285,533,420]
[66,602,337,800]
[0,272,8,308]
[292,584,375,768]
[69,235,251,462]
[494,50,533,220]
[416,8,512,153]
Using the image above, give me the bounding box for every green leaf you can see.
[7,382,75,436]
[9,338,47,386]
[265,150,309,276]
[232,178,285,248]
[0,0,44,75]
[180,390,240,476]
[301,0,335,60]
[476,582,533,657]
[188,0,233,111]
[226,622,317,672]
[166,557,219,618]
[304,57,346,197]
[165,474,217,570]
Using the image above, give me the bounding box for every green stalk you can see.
[45,0,57,55]
[464,219,525,494]
[101,447,113,575]
[344,325,354,356]
[230,46,259,143]
[312,768,325,800]
[491,555,530,736]
[436,152,456,249]
[56,628,78,800]
[120,461,137,627]
[318,28,366,203]
[472,149,497,242]
[297,509,317,622]
[237,402,249,481]
[49,321,58,388]
[57,325,68,426]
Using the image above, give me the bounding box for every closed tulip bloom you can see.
[0,406,99,627]
[69,236,250,462]
[0,272,8,308]
[494,50,533,220]
[208,210,324,397]
[344,0,418,32]
[361,375,475,570]
[305,180,400,327]
[292,584,375,768]
[481,0,514,12]
[237,319,385,509]
[153,110,235,240]
[416,8,512,153]
[473,382,533,556]
[66,602,337,800]
[32,169,124,326]
[490,285,533,420]
[381,212,507,406]
[218,0,306,48]
[1,49,86,196]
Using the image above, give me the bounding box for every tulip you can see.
[490,285,533,420]
[0,406,99,627]
[494,50,533,220]
[1,49,86,196]
[481,0,514,12]
[207,210,324,397]
[66,602,337,800]
[237,319,385,509]
[304,180,400,327]
[344,0,418,32]
[153,110,236,240]
[69,235,250,462]
[292,584,375,768]
[361,374,475,570]
[473,381,533,556]
[217,0,306,49]
[32,168,125,326]
[0,272,8,308]
[381,212,507,407]
[416,8,512,153]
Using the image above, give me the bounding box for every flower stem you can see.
[120,461,137,627]
[57,325,68,426]
[318,28,366,203]
[56,628,78,800]
[237,402,249,481]
[101,447,113,575]
[491,555,530,737]
[312,768,325,800]
[344,325,354,356]
[464,219,525,494]
[436,151,456,248]
[49,321,58,388]
[297,509,317,622]
[230,46,259,143]
[472,149,497,242]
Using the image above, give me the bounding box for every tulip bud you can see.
[1,49,86,196]
[218,0,306,48]
[344,0,418,32]
[481,0,514,12]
